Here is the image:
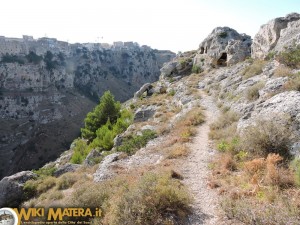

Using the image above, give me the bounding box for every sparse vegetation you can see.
[277,45,300,68]
[242,60,266,79]
[240,120,292,159]
[116,129,157,155]
[192,64,202,73]
[245,82,265,101]
[218,31,228,38]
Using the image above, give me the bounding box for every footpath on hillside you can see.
[181,92,242,225]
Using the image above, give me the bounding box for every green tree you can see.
[81,91,121,140]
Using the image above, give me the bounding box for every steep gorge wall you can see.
[0,37,175,178]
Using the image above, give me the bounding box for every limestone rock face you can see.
[53,163,81,177]
[252,13,300,59]
[194,27,251,68]
[160,51,196,79]
[134,105,157,122]
[93,153,122,182]
[0,37,175,179]
[0,171,37,207]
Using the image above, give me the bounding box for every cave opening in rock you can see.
[200,47,204,54]
[217,53,227,66]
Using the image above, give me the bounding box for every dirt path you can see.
[181,92,228,225]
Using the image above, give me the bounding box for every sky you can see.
[1,0,300,53]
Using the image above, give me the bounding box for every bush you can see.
[245,82,265,101]
[192,65,202,74]
[291,158,300,187]
[242,60,266,79]
[277,45,300,68]
[81,91,121,141]
[240,120,292,158]
[209,111,239,141]
[70,139,89,164]
[168,89,176,96]
[117,129,157,155]
[57,173,78,190]
[221,196,300,225]
[282,75,300,92]
[33,166,56,177]
[1,53,25,64]
[218,31,228,38]
[26,51,43,64]
[102,172,191,225]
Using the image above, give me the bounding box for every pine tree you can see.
[81,91,121,140]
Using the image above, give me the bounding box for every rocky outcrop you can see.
[83,149,102,166]
[134,83,153,98]
[0,171,37,207]
[252,13,300,59]
[134,105,157,122]
[93,153,122,182]
[53,163,81,177]
[0,37,175,179]
[160,51,196,78]
[194,27,251,68]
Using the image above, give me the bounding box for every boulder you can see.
[93,152,122,182]
[238,91,300,150]
[252,13,300,59]
[53,163,81,177]
[0,171,37,207]
[83,149,102,166]
[195,27,251,68]
[160,62,177,78]
[134,105,157,122]
[134,83,153,98]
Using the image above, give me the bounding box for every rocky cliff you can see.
[0,37,175,179]
[252,12,300,59]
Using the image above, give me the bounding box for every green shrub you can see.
[23,180,39,199]
[81,91,121,140]
[277,45,300,68]
[26,51,43,64]
[168,89,176,96]
[218,31,228,38]
[70,139,89,164]
[1,53,25,64]
[33,166,56,177]
[192,65,202,74]
[117,129,157,155]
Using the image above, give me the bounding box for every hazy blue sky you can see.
[1,0,300,52]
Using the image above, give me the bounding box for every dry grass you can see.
[167,144,189,159]
[242,60,267,79]
[240,119,292,158]
[209,110,239,141]
[282,75,300,92]
[245,82,265,101]
[274,65,293,77]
